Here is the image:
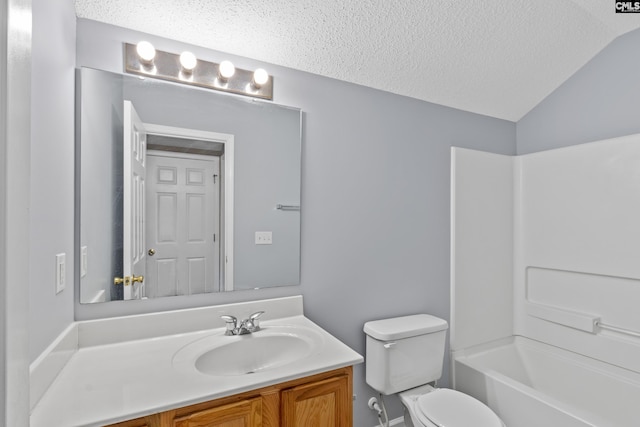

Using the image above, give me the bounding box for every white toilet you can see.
[364,314,505,427]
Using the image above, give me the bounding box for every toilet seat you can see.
[414,389,503,427]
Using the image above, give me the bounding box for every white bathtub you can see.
[452,336,640,427]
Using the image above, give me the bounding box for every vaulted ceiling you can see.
[75,0,640,121]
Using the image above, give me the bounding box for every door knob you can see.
[148,249,156,256]
[114,276,130,286]
[114,276,143,286]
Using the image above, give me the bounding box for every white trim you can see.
[148,150,216,162]
[0,3,7,422]
[143,123,233,146]
[2,1,32,425]
[142,123,235,291]
[223,144,234,291]
[371,416,405,427]
[390,416,405,426]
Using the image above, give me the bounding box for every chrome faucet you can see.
[220,311,265,335]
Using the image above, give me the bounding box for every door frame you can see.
[143,123,235,291]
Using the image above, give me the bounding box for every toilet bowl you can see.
[363,314,505,427]
[399,384,504,427]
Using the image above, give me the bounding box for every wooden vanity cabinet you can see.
[281,374,350,427]
[107,367,353,427]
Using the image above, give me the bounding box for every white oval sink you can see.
[196,334,311,375]
[173,325,324,376]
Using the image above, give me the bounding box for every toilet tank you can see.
[364,314,448,395]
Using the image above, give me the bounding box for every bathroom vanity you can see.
[29,297,363,427]
[108,366,352,427]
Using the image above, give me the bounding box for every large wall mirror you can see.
[77,67,302,304]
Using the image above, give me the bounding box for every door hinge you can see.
[213,174,218,184]
[213,233,216,242]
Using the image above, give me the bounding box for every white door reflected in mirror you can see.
[123,101,147,300]
[146,152,221,296]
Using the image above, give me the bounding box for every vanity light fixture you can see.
[124,43,273,100]
[218,60,235,80]
[253,68,269,88]
[179,51,197,73]
[136,41,156,64]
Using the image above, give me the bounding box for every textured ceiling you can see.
[74,0,640,121]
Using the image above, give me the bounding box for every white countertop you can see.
[29,298,363,427]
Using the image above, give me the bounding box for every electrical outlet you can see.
[255,231,273,245]
[55,253,66,294]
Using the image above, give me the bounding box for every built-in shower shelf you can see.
[526,302,640,339]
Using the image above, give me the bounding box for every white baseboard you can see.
[371,416,404,427]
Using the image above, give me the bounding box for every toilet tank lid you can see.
[364,314,448,341]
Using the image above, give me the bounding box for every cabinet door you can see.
[281,375,350,427]
[172,397,262,427]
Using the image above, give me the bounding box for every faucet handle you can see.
[249,311,265,320]
[220,315,237,335]
[248,311,265,330]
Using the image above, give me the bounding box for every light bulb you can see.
[136,41,156,64]
[252,68,269,87]
[219,60,235,80]
[179,51,197,72]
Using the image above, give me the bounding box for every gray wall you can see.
[290,69,514,426]
[29,0,76,362]
[29,0,76,359]
[517,28,640,154]
[75,19,516,425]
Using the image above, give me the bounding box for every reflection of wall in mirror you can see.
[79,68,124,303]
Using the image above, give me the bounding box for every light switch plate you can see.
[55,253,66,294]
[255,231,273,245]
